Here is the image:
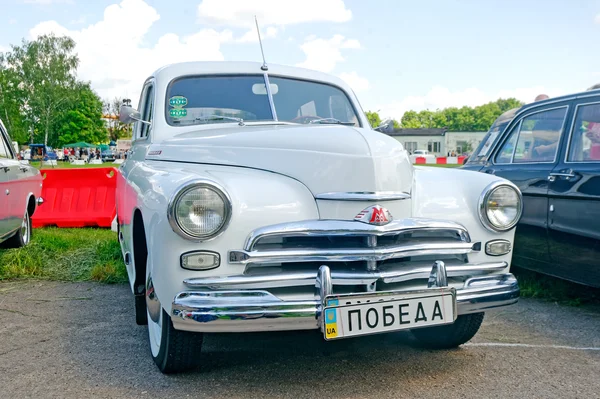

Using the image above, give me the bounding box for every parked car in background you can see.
[101,149,116,162]
[463,87,600,287]
[117,61,522,373]
[0,119,42,247]
[28,144,58,161]
[409,149,437,163]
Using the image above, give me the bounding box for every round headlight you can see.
[479,182,523,232]
[168,181,231,240]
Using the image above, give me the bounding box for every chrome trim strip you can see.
[230,241,475,265]
[171,273,519,333]
[478,181,523,232]
[184,261,508,289]
[315,191,411,201]
[564,100,600,164]
[243,218,471,251]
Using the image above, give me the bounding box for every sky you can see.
[1,0,599,121]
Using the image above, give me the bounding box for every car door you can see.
[0,125,21,236]
[547,98,600,287]
[482,103,572,271]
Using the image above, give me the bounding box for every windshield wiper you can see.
[194,115,245,126]
[308,118,355,126]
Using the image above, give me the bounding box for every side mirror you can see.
[374,118,393,133]
[119,105,150,125]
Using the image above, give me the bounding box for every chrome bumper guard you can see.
[171,262,520,333]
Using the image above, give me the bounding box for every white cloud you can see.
[377,85,566,122]
[28,0,233,103]
[339,71,370,92]
[296,34,360,73]
[595,14,600,24]
[9,19,17,25]
[197,0,351,28]
[237,26,277,43]
[70,15,87,25]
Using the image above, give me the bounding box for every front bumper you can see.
[171,264,519,333]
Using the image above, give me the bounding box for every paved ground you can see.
[0,281,598,399]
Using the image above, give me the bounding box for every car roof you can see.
[517,88,600,115]
[151,61,352,92]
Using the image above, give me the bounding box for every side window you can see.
[567,103,600,162]
[138,84,154,140]
[0,132,13,159]
[495,107,567,164]
[496,123,520,163]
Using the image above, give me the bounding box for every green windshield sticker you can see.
[170,108,187,118]
[169,96,188,108]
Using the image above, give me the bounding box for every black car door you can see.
[547,98,600,287]
[482,103,572,271]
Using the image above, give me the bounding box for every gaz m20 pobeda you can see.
[117,61,522,373]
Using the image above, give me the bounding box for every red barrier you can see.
[32,168,118,228]
[436,157,447,164]
[415,157,426,164]
[458,156,466,164]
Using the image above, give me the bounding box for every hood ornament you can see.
[354,205,393,226]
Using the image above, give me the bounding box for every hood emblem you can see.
[354,205,393,226]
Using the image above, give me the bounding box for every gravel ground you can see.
[0,280,598,399]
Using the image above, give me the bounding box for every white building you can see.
[385,128,487,156]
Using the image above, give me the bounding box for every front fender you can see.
[412,166,518,268]
[130,161,319,313]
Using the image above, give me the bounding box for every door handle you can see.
[548,172,576,181]
[484,169,495,175]
[1,166,8,173]
[19,166,29,172]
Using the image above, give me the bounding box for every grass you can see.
[28,161,121,169]
[513,267,600,306]
[0,228,127,284]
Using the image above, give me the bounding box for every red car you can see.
[0,119,43,247]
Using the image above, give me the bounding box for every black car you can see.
[463,87,600,287]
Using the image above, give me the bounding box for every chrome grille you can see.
[229,218,476,267]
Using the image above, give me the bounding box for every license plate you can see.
[323,289,456,340]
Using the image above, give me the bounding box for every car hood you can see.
[147,124,413,195]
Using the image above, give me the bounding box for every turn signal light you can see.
[485,240,512,256]
[181,251,220,270]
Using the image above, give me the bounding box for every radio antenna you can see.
[255,16,268,71]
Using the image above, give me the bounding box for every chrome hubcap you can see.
[21,212,29,244]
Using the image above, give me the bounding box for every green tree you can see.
[0,52,28,143]
[400,110,421,128]
[4,34,78,146]
[57,83,106,146]
[401,98,524,131]
[365,110,381,127]
[103,97,132,142]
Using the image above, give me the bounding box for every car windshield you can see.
[467,107,520,163]
[165,75,360,127]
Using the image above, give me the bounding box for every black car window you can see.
[567,103,600,162]
[495,123,520,163]
[495,107,567,164]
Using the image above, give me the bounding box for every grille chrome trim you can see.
[243,218,471,251]
[185,261,508,289]
[230,241,476,265]
[315,191,411,201]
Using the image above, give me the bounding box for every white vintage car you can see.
[117,61,522,373]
